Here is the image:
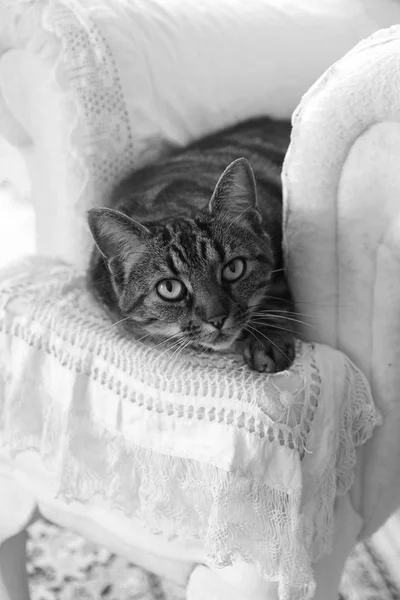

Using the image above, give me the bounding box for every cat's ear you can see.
[87,208,150,260]
[209,157,258,217]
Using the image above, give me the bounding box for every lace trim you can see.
[2,0,137,265]
[43,0,137,264]
[301,353,382,562]
[2,396,315,600]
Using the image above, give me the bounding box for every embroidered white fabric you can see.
[0,259,381,600]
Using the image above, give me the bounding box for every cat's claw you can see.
[242,332,295,373]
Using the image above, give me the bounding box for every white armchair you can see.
[1,1,400,600]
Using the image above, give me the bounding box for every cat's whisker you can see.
[245,324,291,363]
[261,294,343,310]
[295,300,347,307]
[287,312,324,320]
[133,332,156,344]
[269,267,292,275]
[248,303,325,319]
[150,333,187,367]
[151,332,183,351]
[150,332,185,357]
[199,347,212,359]
[244,325,280,360]
[248,320,298,335]
[106,316,132,331]
[249,312,316,329]
[107,320,156,346]
[249,312,311,326]
[250,314,313,328]
[243,325,261,344]
[145,333,183,367]
[163,338,190,371]
[170,339,191,369]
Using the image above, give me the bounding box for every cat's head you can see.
[88,158,276,351]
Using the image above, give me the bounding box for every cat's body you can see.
[88,117,296,372]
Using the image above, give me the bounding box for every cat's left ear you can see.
[209,157,259,217]
[87,207,150,260]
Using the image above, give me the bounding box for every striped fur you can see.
[87,117,296,372]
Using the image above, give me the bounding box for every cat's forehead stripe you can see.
[193,218,211,237]
[166,254,179,276]
[161,226,172,244]
[170,243,187,264]
[213,239,225,262]
[199,239,208,261]
[167,234,225,275]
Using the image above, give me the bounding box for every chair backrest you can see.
[1,0,398,268]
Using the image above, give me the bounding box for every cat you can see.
[87,117,296,373]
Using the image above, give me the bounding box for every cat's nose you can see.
[207,314,227,330]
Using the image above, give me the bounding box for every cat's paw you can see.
[242,331,295,373]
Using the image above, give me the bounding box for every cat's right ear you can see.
[208,157,258,218]
[87,208,150,260]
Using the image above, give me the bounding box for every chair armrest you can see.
[283,25,400,538]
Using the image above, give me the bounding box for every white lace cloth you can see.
[0,259,380,600]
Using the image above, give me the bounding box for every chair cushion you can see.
[0,258,380,600]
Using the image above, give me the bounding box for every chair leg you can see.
[0,529,31,600]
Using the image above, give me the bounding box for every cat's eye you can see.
[156,279,186,301]
[222,258,246,282]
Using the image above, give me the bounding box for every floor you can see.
[27,520,184,600]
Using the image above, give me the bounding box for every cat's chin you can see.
[197,334,238,352]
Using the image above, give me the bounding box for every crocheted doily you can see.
[0,258,381,600]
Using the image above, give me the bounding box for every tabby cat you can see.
[87,117,296,372]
